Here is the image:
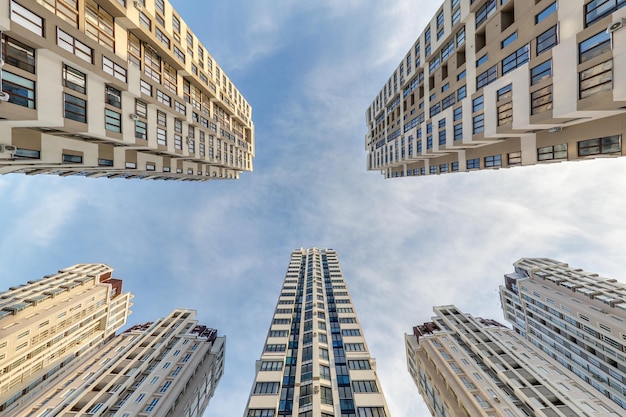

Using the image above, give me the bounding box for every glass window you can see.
[535,2,557,24]
[2,71,35,108]
[579,31,611,64]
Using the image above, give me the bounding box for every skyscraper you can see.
[406,305,622,417]
[0,264,133,415]
[243,248,391,417]
[13,308,225,417]
[500,258,626,410]
[0,0,254,181]
[366,0,626,179]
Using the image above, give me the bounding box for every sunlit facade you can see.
[366,0,626,178]
[244,248,391,417]
[0,0,254,181]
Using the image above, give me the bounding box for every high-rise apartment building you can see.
[0,263,133,415]
[244,248,391,417]
[500,258,626,410]
[366,0,626,179]
[13,308,225,417]
[0,0,254,181]
[406,305,623,417]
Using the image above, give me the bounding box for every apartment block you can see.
[366,0,626,179]
[500,258,626,410]
[244,248,391,417]
[0,0,254,181]
[0,264,133,415]
[14,308,225,417]
[406,305,622,417]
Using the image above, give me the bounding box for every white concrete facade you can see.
[244,248,391,417]
[366,0,626,179]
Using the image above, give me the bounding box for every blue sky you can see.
[2,1,626,416]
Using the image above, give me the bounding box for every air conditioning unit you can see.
[129,113,139,121]
[0,144,16,153]
[608,17,626,33]
[134,1,143,11]
[0,91,10,102]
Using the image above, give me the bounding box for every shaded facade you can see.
[366,0,626,179]
[0,0,254,181]
[406,305,622,417]
[0,264,133,415]
[500,258,626,410]
[13,308,225,417]
[244,248,391,417]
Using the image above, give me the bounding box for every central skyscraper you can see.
[244,248,391,417]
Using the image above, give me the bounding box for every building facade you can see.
[406,305,623,417]
[244,248,391,417]
[13,308,225,417]
[500,258,626,410]
[0,263,133,415]
[0,0,254,181]
[366,0,626,179]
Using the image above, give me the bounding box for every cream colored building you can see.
[500,258,626,410]
[406,305,623,417]
[244,248,391,417]
[13,308,225,417]
[0,263,133,415]
[0,0,254,181]
[366,0,626,178]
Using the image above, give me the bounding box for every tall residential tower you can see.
[0,0,254,181]
[244,248,391,417]
[0,263,133,415]
[406,305,622,417]
[366,0,626,179]
[13,309,225,417]
[500,258,626,410]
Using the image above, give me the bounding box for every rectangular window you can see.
[467,158,480,169]
[357,408,387,417]
[140,80,152,96]
[501,32,517,48]
[57,29,93,63]
[157,90,171,107]
[476,54,488,67]
[454,123,462,140]
[476,65,497,89]
[63,65,86,94]
[457,85,466,100]
[139,11,151,30]
[173,46,185,63]
[537,25,558,55]
[476,0,496,27]
[156,128,167,146]
[580,60,612,99]
[254,382,280,395]
[498,102,512,125]
[472,95,484,113]
[585,0,626,27]
[531,60,552,85]
[353,380,379,393]
[535,2,557,24]
[105,85,122,108]
[531,85,553,114]
[260,361,283,371]
[102,56,127,82]
[508,151,522,165]
[2,36,35,74]
[85,0,114,51]
[10,1,44,36]
[135,120,147,140]
[538,143,567,160]
[2,71,35,109]
[105,109,122,132]
[503,45,530,75]
[64,93,86,122]
[579,31,611,64]
[484,154,501,167]
[578,136,621,156]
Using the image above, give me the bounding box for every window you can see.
[64,93,86,122]
[457,85,466,100]
[578,136,621,156]
[508,151,522,165]
[476,54,488,67]
[57,29,93,63]
[467,158,480,169]
[579,31,611,64]
[320,364,331,379]
[472,96,484,113]
[454,123,463,140]
[173,46,185,63]
[531,85,552,114]
[10,1,44,36]
[585,0,626,27]
[144,398,159,412]
[538,143,567,160]
[63,65,86,94]
[580,60,612,99]
[254,382,280,395]
[105,109,121,132]
[157,90,171,107]
[535,2,557,24]
[344,343,365,352]
[476,0,496,27]
[357,408,387,417]
[2,71,35,109]
[502,45,529,74]
[2,36,35,73]
[353,381,378,393]
[140,80,152,96]
[248,411,275,417]
[341,329,361,336]
[156,128,167,146]
[106,85,121,108]
[484,154,501,167]
[85,0,114,51]
[102,56,127,82]
[135,393,145,403]
[260,361,283,371]
[537,25,558,55]
[348,360,371,370]
[501,32,517,48]
[265,344,286,352]
[531,60,552,85]
[476,65,497,88]
[269,330,288,337]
